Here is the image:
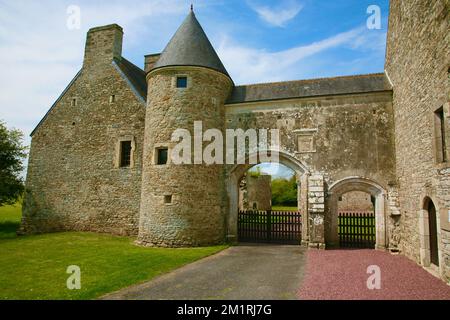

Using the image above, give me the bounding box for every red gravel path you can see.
[298,249,450,300]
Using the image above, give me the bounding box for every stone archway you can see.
[327,177,387,249]
[419,197,441,268]
[226,150,310,244]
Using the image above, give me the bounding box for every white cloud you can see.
[218,26,368,84]
[248,0,303,27]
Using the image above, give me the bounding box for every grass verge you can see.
[0,204,227,300]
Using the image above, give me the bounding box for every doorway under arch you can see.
[327,177,387,249]
[421,197,440,267]
[226,150,310,244]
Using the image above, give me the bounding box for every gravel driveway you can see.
[298,249,450,300]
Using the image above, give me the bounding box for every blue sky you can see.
[0,0,389,177]
[249,163,296,180]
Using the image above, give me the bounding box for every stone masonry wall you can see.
[225,90,396,191]
[338,191,374,212]
[385,0,450,280]
[20,26,145,236]
[242,175,272,211]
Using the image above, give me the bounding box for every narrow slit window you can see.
[120,141,132,167]
[435,107,447,163]
[110,95,116,103]
[71,98,77,107]
[157,148,168,165]
[176,76,188,88]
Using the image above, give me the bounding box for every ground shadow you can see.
[0,221,19,239]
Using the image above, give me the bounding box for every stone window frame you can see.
[115,136,136,169]
[109,94,116,104]
[433,104,449,165]
[293,128,318,154]
[71,97,78,107]
[153,144,171,166]
[172,74,191,90]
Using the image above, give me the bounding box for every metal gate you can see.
[338,212,376,248]
[238,210,302,244]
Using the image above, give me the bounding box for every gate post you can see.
[307,174,326,249]
[300,173,309,246]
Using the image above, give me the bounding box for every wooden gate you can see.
[338,212,376,248]
[238,210,302,244]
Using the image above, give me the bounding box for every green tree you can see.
[248,166,262,177]
[0,121,27,206]
[271,176,297,206]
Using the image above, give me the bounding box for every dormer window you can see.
[176,76,188,88]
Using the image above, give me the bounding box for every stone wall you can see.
[240,175,272,211]
[338,191,374,212]
[225,90,396,190]
[138,66,233,247]
[20,25,146,236]
[385,0,450,280]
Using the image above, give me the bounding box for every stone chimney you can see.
[144,54,161,72]
[83,24,123,68]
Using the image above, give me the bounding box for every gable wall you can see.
[20,62,146,236]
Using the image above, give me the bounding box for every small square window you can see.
[176,76,188,88]
[164,195,172,204]
[157,148,168,165]
[120,141,132,167]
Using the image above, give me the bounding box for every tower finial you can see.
[190,3,193,12]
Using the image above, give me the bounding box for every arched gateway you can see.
[225,150,311,245]
[326,177,387,249]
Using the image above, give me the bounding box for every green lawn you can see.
[271,206,298,212]
[0,204,227,300]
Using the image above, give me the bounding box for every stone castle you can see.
[20,1,449,282]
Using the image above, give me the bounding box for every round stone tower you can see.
[137,10,234,247]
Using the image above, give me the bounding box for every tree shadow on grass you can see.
[0,221,19,239]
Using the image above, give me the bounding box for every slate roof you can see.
[152,11,230,77]
[114,57,147,101]
[226,73,392,104]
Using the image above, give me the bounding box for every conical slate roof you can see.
[152,11,230,77]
